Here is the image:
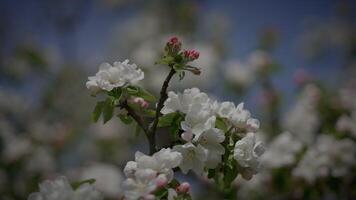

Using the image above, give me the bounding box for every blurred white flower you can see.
[28,176,103,200]
[26,147,55,173]
[261,132,303,168]
[283,84,320,144]
[2,133,32,162]
[247,50,272,72]
[293,135,356,183]
[80,163,124,198]
[224,61,255,88]
[234,132,265,179]
[173,143,208,174]
[86,60,144,95]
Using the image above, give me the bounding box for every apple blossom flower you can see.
[86,60,144,95]
[28,176,103,200]
[194,128,225,168]
[173,143,208,174]
[229,103,252,128]
[216,101,235,118]
[233,132,265,179]
[122,169,157,200]
[122,148,183,200]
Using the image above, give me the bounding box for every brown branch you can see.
[147,68,176,154]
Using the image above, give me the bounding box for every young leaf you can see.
[92,101,105,122]
[127,86,156,102]
[103,98,114,124]
[158,112,180,127]
[118,114,133,124]
[71,178,96,190]
[215,117,228,132]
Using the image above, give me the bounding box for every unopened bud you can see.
[181,131,193,142]
[155,175,168,188]
[183,50,199,61]
[166,36,182,53]
[176,182,190,194]
[131,97,149,108]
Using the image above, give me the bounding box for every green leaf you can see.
[118,114,133,124]
[170,113,184,140]
[154,188,168,199]
[92,101,105,122]
[71,179,96,190]
[127,86,156,102]
[102,98,114,124]
[215,117,228,132]
[155,56,174,65]
[158,112,179,127]
[135,123,141,137]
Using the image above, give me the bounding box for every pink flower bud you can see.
[181,131,193,142]
[167,36,182,52]
[155,175,168,188]
[176,182,190,194]
[183,50,200,61]
[132,97,149,108]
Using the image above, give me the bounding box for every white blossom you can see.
[173,143,208,174]
[195,128,225,168]
[28,176,103,200]
[293,135,356,183]
[229,103,252,128]
[86,60,144,95]
[224,61,255,88]
[80,163,124,198]
[122,148,182,200]
[135,148,182,182]
[283,84,320,144]
[261,132,303,168]
[233,132,265,179]
[122,169,157,200]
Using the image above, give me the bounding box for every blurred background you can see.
[0,0,355,199]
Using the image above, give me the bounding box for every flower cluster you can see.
[261,132,303,168]
[162,88,264,178]
[293,134,356,183]
[122,148,184,200]
[86,59,144,95]
[28,176,103,200]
